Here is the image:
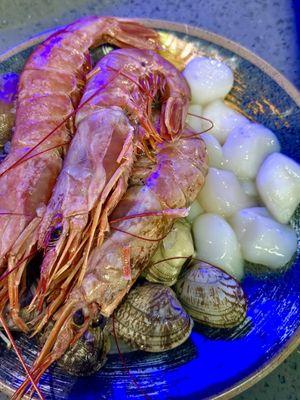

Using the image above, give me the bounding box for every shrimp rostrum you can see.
[13,130,208,399]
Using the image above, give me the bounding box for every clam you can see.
[91,43,117,64]
[112,282,193,352]
[144,220,194,286]
[176,261,247,328]
[58,327,110,376]
[40,314,110,376]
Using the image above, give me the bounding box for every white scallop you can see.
[239,179,259,200]
[186,104,202,132]
[201,133,224,168]
[197,168,255,218]
[182,57,234,106]
[223,123,280,180]
[256,153,300,224]
[192,213,244,280]
[229,207,298,269]
[186,200,204,223]
[202,100,249,144]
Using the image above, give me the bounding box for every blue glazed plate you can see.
[0,19,299,400]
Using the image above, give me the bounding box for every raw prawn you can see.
[0,18,161,330]
[0,16,160,273]
[13,130,207,398]
[9,48,190,330]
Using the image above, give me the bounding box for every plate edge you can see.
[0,17,299,400]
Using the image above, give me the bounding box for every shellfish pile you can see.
[0,18,298,398]
[110,222,247,356]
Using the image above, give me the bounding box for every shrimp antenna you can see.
[0,69,122,179]
[185,113,214,138]
[150,256,245,285]
[106,64,155,101]
[0,248,38,283]
[0,212,34,217]
[0,314,45,400]
[112,314,152,400]
[110,226,169,242]
[109,208,188,224]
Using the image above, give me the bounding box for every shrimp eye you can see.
[49,224,63,245]
[73,309,85,326]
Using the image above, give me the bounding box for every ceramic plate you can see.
[0,19,299,400]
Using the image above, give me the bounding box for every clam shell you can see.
[91,44,117,64]
[143,246,179,286]
[144,220,194,286]
[176,261,247,328]
[38,318,110,376]
[112,282,193,352]
[57,326,110,376]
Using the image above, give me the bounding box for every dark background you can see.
[0,1,299,399]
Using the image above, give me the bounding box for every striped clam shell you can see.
[91,44,117,64]
[144,220,194,286]
[143,246,179,286]
[39,318,110,376]
[176,261,247,328]
[112,282,193,352]
[58,326,110,376]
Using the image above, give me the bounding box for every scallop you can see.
[193,213,244,280]
[197,168,255,218]
[112,283,193,352]
[183,57,234,105]
[229,207,298,269]
[223,123,280,179]
[202,100,249,144]
[186,104,202,132]
[239,179,259,202]
[176,261,247,328]
[144,220,194,286]
[201,133,224,168]
[186,199,204,223]
[256,152,300,224]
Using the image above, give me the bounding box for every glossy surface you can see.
[223,123,280,180]
[176,261,247,328]
[193,213,244,280]
[183,57,234,105]
[200,133,224,168]
[197,168,255,217]
[230,207,298,269]
[0,21,299,400]
[203,100,249,144]
[113,283,193,352]
[145,220,194,286]
[256,153,300,224]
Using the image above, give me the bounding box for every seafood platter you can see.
[0,16,299,399]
